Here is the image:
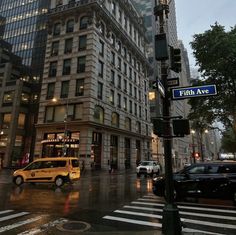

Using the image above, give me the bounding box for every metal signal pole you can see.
[154,1,182,234]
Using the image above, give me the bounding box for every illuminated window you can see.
[149,91,156,101]
[18,113,25,129]
[3,113,12,128]
[21,93,30,104]
[3,91,14,103]
[111,112,119,127]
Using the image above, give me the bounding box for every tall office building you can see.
[132,0,192,168]
[0,0,50,77]
[34,0,152,170]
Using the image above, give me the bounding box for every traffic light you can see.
[152,119,164,136]
[170,46,181,73]
[172,119,190,136]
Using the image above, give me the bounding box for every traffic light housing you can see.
[155,33,169,61]
[172,119,190,137]
[170,46,181,73]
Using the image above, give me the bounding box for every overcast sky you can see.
[175,0,236,68]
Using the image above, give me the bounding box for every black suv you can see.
[152,161,236,203]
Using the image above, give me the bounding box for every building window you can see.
[136,121,141,133]
[124,16,127,30]
[123,62,127,75]
[61,81,69,98]
[75,79,84,96]
[75,103,83,120]
[124,79,127,92]
[134,103,137,115]
[51,41,59,56]
[45,106,54,122]
[18,113,26,129]
[66,19,74,33]
[111,70,115,84]
[64,38,73,54]
[111,34,115,46]
[117,75,121,88]
[94,105,104,124]
[139,106,142,118]
[99,40,104,57]
[129,100,132,113]
[111,112,119,127]
[98,60,104,78]
[118,10,122,23]
[3,91,14,103]
[110,90,114,105]
[100,22,105,36]
[123,97,127,110]
[80,16,89,29]
[21,93,30,104]
[98,82,103,100]
[125,117,131,131]
[77,56,86,73]
[129,67,132,79]
[46,83,55,99]
[53,23,61,36]
[118,57,121,70]
[134,87,137,98]
[111,51,115,65]
[111,2,116,15]
[129,83,132,96]
[49,61,57,77]
[117,93,121,108]
[78,35,87,50]
[62,59,71,75]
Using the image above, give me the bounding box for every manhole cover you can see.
[57,220,91,232]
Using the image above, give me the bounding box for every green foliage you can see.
[221,128,236,154]
[188,23,236,130]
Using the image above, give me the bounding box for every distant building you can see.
[0,39,39,167]
[34,0,152,170]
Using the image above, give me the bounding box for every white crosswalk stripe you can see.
[0,209,66,234]
[103,195,236,235]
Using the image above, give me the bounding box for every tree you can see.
[188,23,236,132]
[221,128,236,158]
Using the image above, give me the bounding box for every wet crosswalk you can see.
[103,195,236,235]
[0,210,67,234]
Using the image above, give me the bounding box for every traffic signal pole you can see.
[154,1,182,234]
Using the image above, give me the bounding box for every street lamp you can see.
[52,97,69,156]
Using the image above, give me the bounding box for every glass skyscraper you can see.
[0,0,50,77]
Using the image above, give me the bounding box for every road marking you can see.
[0,210,14,215]
[129,203,236,221]
[0,216,42,233]
[18,218,68,235]
[114,209,236,230]
[134,200,236,214]
[103,215,222,234]
[0,212,30,222]
[103,215,162,227]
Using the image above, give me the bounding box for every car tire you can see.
[14,176,24,186]
[55,176,64,187]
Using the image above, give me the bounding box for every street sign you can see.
[152,80,165,97]
[171,84,217,100]
[167,77,179,87]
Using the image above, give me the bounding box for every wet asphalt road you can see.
[0,169,235,235]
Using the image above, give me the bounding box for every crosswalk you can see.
[103,195,236,235]
[0,209,67,234]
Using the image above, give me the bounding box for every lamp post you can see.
[191,130,196,163]
[52,97,69,156]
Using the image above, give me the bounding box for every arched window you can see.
[111,112,119,127]
[66,19,74,33]
[100,22,105,36]
[125,117,131,131]
[80,16,89,29]
[53,22,61,36]
[94,105,104,124]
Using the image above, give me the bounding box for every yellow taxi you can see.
[13,157,80,187]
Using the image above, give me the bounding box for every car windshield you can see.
[140,162,152,166]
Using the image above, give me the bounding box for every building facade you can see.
[0,39,39,168]
[34,0,152,170]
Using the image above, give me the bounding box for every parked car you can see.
[136,161,161,177]
[13,157,80,187]
[152,161,236,203]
